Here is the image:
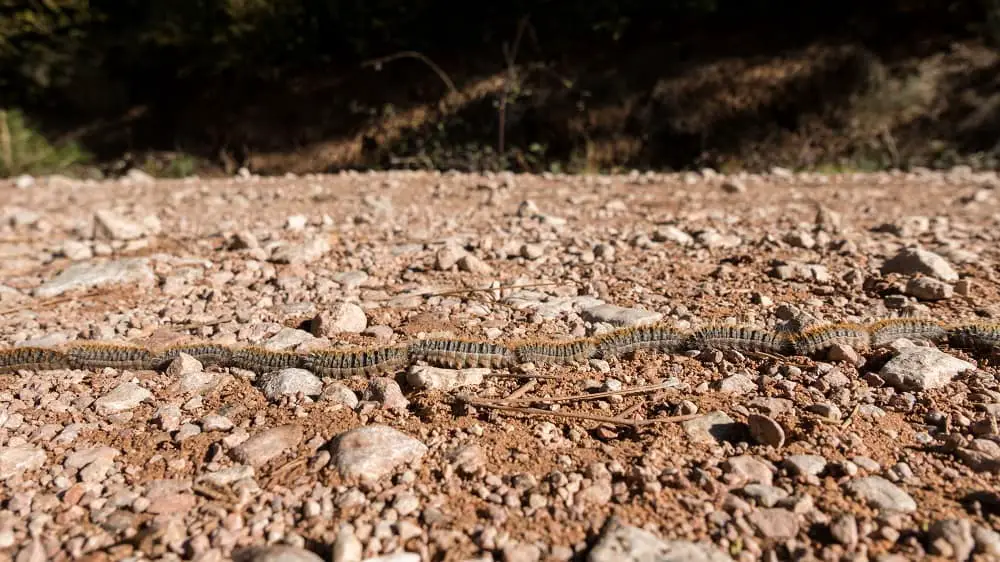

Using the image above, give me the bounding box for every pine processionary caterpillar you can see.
[5,316,1000,376]
[66,343,158,371]
[230,347,305,373]
[0,346,70,373]
[688,325,793,354]
[791,323,870,356]
[513,338,596,365]
[595,324,689,359]
[153,343,234,369]
[868,318,948,348]
[304,346,411,378]
[408,339,516,369]
[946,322,1000,351]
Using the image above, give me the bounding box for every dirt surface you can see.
[1,169,999,562]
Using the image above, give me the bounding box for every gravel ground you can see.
[1,168,999,562]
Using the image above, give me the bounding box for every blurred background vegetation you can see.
[0,0,997,177]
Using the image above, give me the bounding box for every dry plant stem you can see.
[505,379,538,401]
[462,398,701,429]
[497,382,680,406]
[842,403,862,428]
[361,51,458,95]
[484,372,562,380]
[462,399,647,428]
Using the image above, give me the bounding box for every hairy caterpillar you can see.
[408,339,516,369]
[304,346,411,378]
[868,318,948,348]
[513,338,596,365]
[947,322,1000,351]
[595,324,688,359]
[66,343,158,371]
[154,343,234,369]
[0,347,70,373]
[230,347,305,373]
[4,317,1000,376]
[791,323,870,356]
[688,325,792,354]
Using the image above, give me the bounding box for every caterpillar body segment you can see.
[408,338,516,369]
[304,346,410,378]
[153,343,234,369]
[66,343,158,371]
[513,338,597,365]
[868,318,948,348]
[687,325,793,354]
[595,324,689,359]
[791,323,870,356]
[230,347,305,373]
[946,322,1000,351]
[0,346,70,373]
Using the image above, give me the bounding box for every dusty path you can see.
[1,169,999,562]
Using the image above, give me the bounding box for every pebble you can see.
[266,327,315,349]
[232,545,324,562]
[881,248,959,281]
[904,276,954,300]
[718,373,756,394]
[320,383,360,409]
[827,343,861,364]
[740,484,789,507]
[270,237,331,264]
[581,304,663,327]
[806,403,842,421]
[201,413,234,431]
[406,365,488,391]
[955,447,1000,473]
[363,377,410,410]
[927,518,975,560]
[312,303,368,335]
[362,554,421,562]
[94,382,152,415]
[330,425,428,480]
[94,209,146,240]
[723,455,773,485]
[14,174,35,188]
[502,542,542,562]
[829,514,859,547]
[333,270,369,290]
[229,425,304,466]
[843,476,917,512]
[681,411,741,444]
[653,225,694,245]
[286,214,308,230]
[15,540,45,562]
[587,517,733,562]
[747,414,785,448]
[332,527,363,562]
[458,254,493,274]
[436,245,466,270]
[973,525,1000,557]
[61,240,93,260]
[721,178,746,193]
[520,243,545,260]
[748,508,799,540]
[0,445,46,480]
[879,347,974,391]
[34,258,155,297]
[783,455,827,477]
[177,371,229,395]
[165,353,204,377]
[260,368,323,400]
